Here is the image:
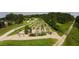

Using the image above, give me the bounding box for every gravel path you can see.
[53,20,76,46]
[0,25,25,41]
[0,32,61,41]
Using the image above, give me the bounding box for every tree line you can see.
[0,13,25,28]
[0,12,75,31]
[75,16,79,28]
[0,13,25,25]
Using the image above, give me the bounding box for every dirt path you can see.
[0,32,61,41]
[0,25,25,41]
[53,20,76,46]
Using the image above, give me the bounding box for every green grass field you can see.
[0,24,23,36]
[0,38,57,46]
[9,27,25,35]
[0,20,28,36]
[56,22,72,36]
[63,27,79,46]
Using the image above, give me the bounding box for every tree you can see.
[0,18,5,28]
[5,13,25,24]
[5,13,18,24]
[48,12,74,24]
[75,16,79,28]
[16,14,24,24]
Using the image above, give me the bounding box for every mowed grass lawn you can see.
[0,24,23,36]
[9,27,24,35]
[0,38,57,46]
[63,27,79,46]
[56,22,72,36]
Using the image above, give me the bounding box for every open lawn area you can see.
[0,38,57,46]
[9,27,24,35]
[63,27,79,46]
[0,24,23,36]
[56,22,72,36]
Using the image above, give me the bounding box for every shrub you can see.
[29,33,36,36]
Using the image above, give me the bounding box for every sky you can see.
[0,12,79,18]
[0,12,48,18]
[69,12,79,17]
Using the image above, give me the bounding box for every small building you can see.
[0,19,8,28]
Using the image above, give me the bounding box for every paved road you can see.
[53,20,76,46]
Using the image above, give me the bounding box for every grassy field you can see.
[0,24,23,36]
[63,27,79,46]
[56,22,72,36]
[0,38,57,46]
[0,20,28,36]
[9,27,25,35]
